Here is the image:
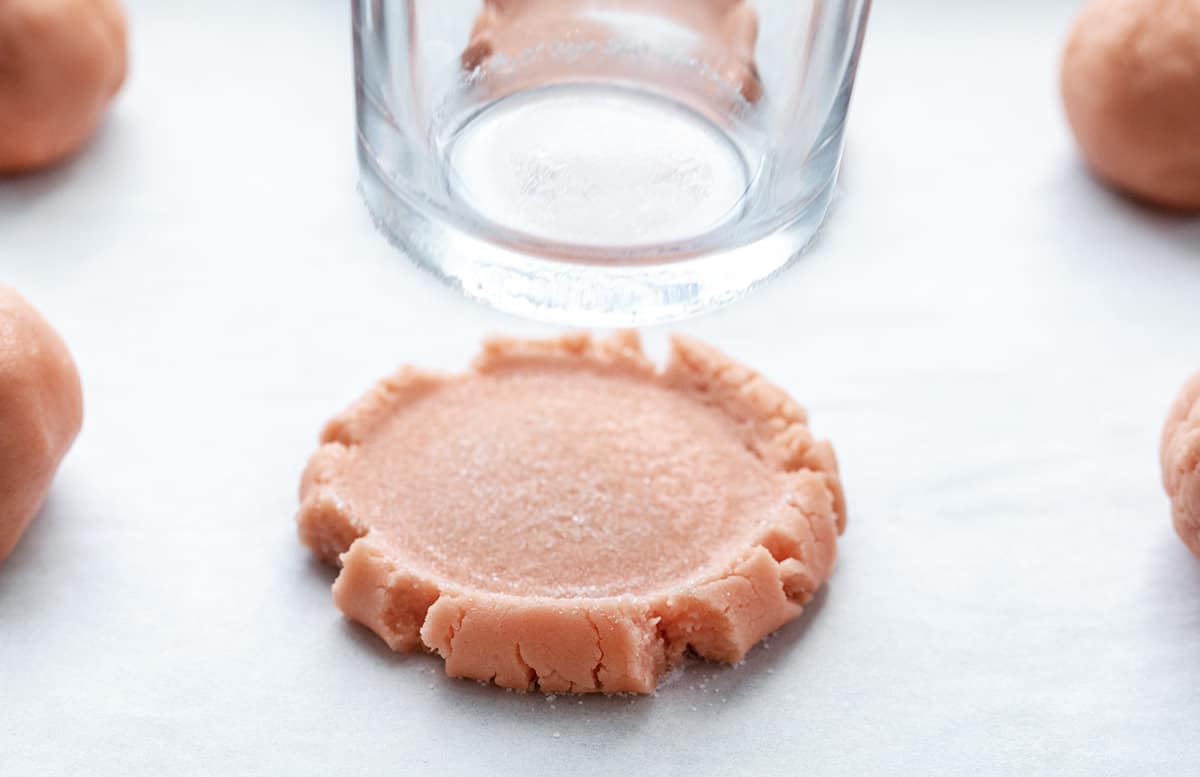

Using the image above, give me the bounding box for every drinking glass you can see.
[355,0,871,324]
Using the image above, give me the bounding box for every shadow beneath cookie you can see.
[339,618,440,671]
[435,662,659,727]
[0,487,74,600]
[0,118,124,206]
[663,585,830,701]
[1155,535,1200,595]
[305,554,339,587]
[1058,160,1200,257]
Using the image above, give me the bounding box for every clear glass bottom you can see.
[446,84,752,247]
[358,82,843,325]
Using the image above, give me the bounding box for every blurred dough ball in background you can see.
[1061,0,1200,211]
[0,285,83,562]
[0,0,127,173]
[1163,371,1200,560]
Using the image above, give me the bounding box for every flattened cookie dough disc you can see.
[298,332,845,693]
[1162,370,1200,558]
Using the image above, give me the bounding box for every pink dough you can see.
[0,284,82,561]
[462,0,762,102]
[1162,370,1200,558]
[298,332,845,693]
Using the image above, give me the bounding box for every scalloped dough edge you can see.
[297,331,846,693]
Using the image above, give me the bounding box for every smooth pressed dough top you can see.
[342,368,788,598]
[298,332,845,693]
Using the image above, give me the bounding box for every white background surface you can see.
[2,0,1199,774]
